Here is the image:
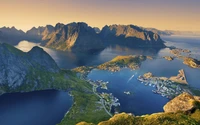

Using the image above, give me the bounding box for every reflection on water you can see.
[15,41,163,69]
[0,90,72,125]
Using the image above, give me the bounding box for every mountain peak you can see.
[28,46,60,73]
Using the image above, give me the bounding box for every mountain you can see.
[145,28,172,36]
[26,22,105,52]
[100,24,165,48]
[145,28,200,36]
[0,43,110,125]
[0,23,166,51]
[26,25,54,42]
[77,92,200,125]
[0,27,26,45]
[0,43,60,93]
[44,22,105,52]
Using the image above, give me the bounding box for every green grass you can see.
[98,55,146,70]
[0,67,110,125]
[3,43,26,56]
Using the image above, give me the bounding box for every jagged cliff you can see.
[0,23,166,52]
[26,22,105,52]
[100,24,165,48]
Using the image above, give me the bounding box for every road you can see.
[92,83,113,117]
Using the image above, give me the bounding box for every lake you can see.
[0,90,72,125]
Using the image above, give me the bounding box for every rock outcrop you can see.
[163,92,200,113]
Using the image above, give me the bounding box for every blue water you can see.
[0,90,72,125]
[12,36,200,118]
[88,69,169,115]
[87,35,200,115]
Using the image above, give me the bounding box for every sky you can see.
[0,0,200,31]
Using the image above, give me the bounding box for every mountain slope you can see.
[0,43,110,125]
[26,22,105,52]
[100,24,165,48]
[0,43,60,92]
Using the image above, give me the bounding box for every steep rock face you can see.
[163,92,200,113]
[28,46,59,72]
[0,43,60,89]
[100,25,165,48]
[26,22,105,52]
[45,22,105,52]
[26,25,54,42]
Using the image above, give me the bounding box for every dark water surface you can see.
[0,90,72,125]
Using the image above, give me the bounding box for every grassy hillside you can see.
[98,55,147,71]
[77,110,200,125]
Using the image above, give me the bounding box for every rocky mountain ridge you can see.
[0,22,166,52]
[100,24,165,47]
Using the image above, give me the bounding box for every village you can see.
[137,71,191,99]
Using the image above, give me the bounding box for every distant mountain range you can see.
[145,28,200,36]
[0,26,26,45]
[0,22,166,52]
[100,24,165,47]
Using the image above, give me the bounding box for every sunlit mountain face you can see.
[0,0,200,125]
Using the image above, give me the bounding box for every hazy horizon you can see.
[0,0,200,32]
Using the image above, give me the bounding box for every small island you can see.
[170,48,191,56]
[163,56,174,61]
[182,57,200,69]
[170,48,200,69]
[97,55,148,72]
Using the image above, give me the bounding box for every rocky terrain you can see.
[27,22,105,52]
[164,92,200,113]
[0,23,166,52]
[99,24,166,48]
[77,93,200,125]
